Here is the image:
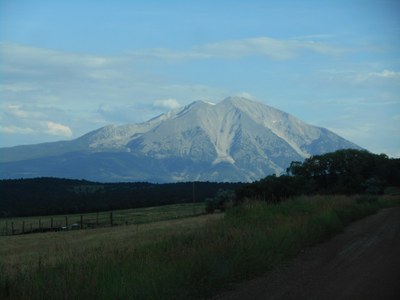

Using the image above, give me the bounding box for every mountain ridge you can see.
[0,97,361,182]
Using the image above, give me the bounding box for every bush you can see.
[363,178,384,195]
[205,189,235,213]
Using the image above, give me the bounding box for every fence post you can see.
[193,181,196,216]
[110,212,113,226]
[80,215,83,229]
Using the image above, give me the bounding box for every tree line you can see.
[2,149,399,217]
[236,149,400,203]
[0,178,242,217]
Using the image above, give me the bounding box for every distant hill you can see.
[0,97,361,182]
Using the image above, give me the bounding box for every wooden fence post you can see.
[193,181,196,216]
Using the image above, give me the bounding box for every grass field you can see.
[0,202,205,235]
[1,195,399,299]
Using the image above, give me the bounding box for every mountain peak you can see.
[0,97,361,182]
[223,95,253,102]
[221,96,257,106]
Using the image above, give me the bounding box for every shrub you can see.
[205,189,235,213]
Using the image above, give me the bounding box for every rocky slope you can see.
[0,97,361,182]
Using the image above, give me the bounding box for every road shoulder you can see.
[215,207,400,300]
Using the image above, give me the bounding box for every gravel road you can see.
[215,207,400,300]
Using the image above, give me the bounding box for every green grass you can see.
[0,202,205,235]
[0,195,399,299]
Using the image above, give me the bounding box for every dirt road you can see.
[215,207,400,300]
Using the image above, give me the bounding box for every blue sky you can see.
[0,0,399,157]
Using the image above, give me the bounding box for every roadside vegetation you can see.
[1,194,399,299]
[1,149,399,299]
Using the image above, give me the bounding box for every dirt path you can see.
[215,207,400,300]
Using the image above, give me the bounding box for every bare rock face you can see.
[0,97,361,182]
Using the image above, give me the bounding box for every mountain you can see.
[0,97,361,182]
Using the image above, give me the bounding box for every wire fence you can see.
[0,203,206,236]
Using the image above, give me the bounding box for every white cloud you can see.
[0,83,38,93]
[322,68,400,84]
[292,34,336,41]
[129,47,210,61]
[44,121,73,137]
[153,98,181,110]
[235,92,257,100]
[201,37,347,60]
[130,37,347,62]
[6,104,43,119]
[0,43,115,69]
[0,43,227,109]
[369,69,400,79]
[0,40,345,121]
[1,103,74,138]
[0,43,128,89]
[0,125,34,134]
